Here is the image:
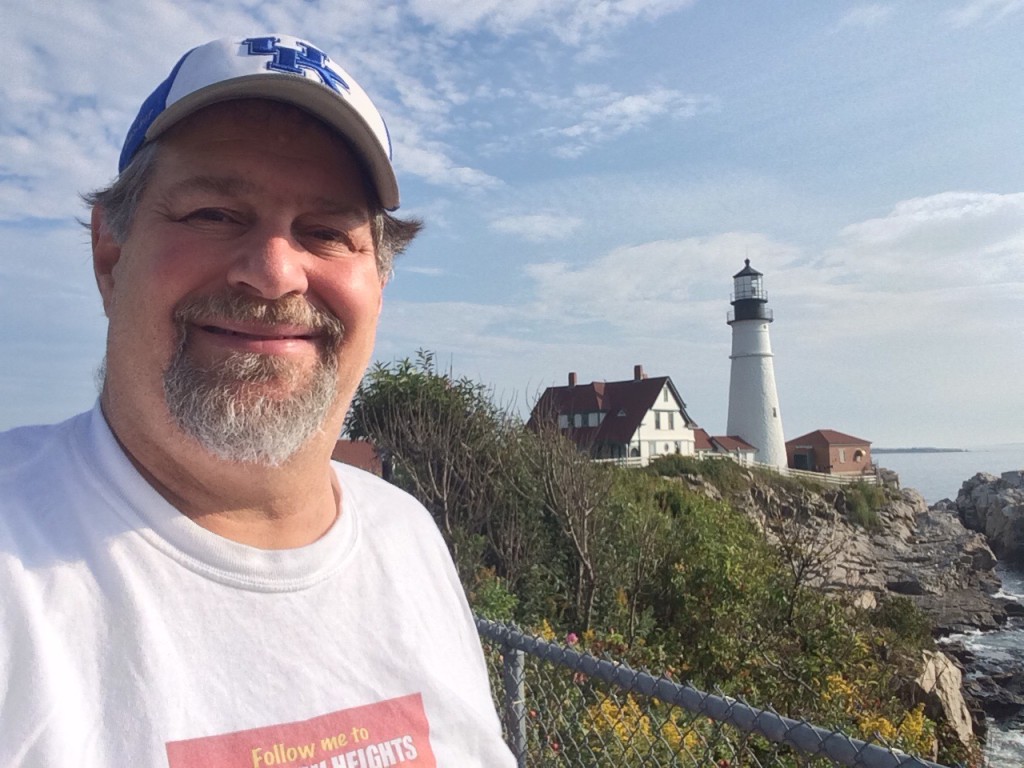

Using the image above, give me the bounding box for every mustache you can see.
[172,293,345,347]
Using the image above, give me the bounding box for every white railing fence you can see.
[595,452,881,487]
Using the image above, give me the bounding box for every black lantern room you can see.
[728,259,774,324]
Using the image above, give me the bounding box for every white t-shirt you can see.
[0,405,514,767]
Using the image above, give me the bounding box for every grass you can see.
[646,454,750,494]
[844,481,887,530]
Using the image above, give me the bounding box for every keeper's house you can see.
[785,430,873,476]
[529,365,697,465]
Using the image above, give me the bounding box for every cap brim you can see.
[145,74,400,210]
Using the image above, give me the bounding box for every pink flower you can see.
[566,632,579,646]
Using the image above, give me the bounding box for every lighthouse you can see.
[726,259,787,468]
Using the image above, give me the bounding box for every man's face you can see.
[94,100,384,465]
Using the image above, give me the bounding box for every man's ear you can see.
[91,206,122,316]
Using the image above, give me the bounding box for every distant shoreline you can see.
[873,447,968,454]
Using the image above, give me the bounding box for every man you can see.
[0,35,515,766]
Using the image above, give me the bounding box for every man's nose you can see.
[226,230,309,300]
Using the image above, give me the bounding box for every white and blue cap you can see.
[119,35,400,210]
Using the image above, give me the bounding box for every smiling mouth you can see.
[201,325,318,341]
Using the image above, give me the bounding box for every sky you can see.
[2,0,1022,448]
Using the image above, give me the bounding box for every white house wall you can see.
[630,388,696,460]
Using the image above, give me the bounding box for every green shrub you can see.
[752,466,827,495]
[868,595,934,649]
[845,482,887,530]
[469,567,519,621]
[646,454,749,494]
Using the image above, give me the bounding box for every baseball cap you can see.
[119,35,400,210]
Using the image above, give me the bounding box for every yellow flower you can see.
[535,618,556,642]
[586,693,652,744]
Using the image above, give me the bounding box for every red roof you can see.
[694,428,713,451]
[712,435,756,452]
[332,440,384,476]
[786,429,871,446]
[529,372,696,447]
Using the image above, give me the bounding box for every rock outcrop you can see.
[943,640,1024,722]
[914,650,974,749]
[728,479,1005,633]
[710,471,1015,745]
[955,471,1024,561]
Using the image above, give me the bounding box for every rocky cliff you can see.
[942,471,1024,729]
[684,469,1018,746]
[720,477,1008,633]
[954,470,1024,561]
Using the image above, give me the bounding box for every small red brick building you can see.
[785,429,872,476]
[332,440,388,478]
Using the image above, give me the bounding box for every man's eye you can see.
[182,208,236,224]
[310,228,344,242]
[307,228,356,249]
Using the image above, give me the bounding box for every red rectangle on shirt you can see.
[166,693,436,767]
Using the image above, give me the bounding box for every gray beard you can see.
[161,294,343,467]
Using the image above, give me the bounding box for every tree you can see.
[527,416,614,630]
[603,470,676,641]
[346,351,509,575]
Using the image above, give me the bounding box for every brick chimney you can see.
[634,364,645,381]
[568,371,577,387]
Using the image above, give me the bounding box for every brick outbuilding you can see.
[785,429,872,476]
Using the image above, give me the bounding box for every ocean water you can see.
[873,443,1024,505]
[945,565,1024,767]
[879,445,1024,766]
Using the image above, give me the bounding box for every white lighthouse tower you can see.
[726,259,787,468]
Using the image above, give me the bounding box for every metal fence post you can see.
[502,644,527,767]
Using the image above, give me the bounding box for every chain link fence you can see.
[477,618,954,768]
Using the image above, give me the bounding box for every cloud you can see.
[523,232,799,332]
[945,0,1024,26]
[378,300,522,360]
[529,85,717,159]
[399,266,445,276]
[510,191,1023,382]
[821,192,1024,290]
[490,213,583,242]
[836,5,894,28]
[405,0,698,45]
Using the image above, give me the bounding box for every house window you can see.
[668,412,674,430]
[588,413,599,427]
[574,413,583,428]
[655,412,662,430]
[839,448,847,462]
[662,388,669,402]
[558,414,569,429]
[650,441,659,455]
